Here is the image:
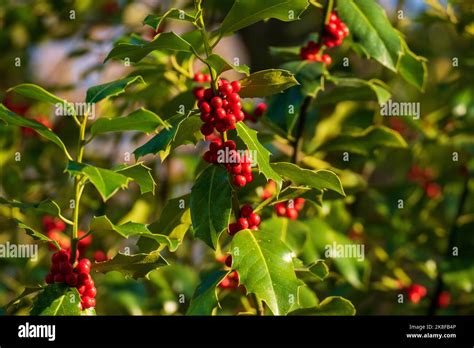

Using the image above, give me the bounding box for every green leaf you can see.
[4,287,42,310]
[269,46,301,61]
[304,217,365,289]
[90,215,180,251]
[295,259,329,281]
[235,122,282,191]
[231,228,301,315]
[290,296,355,315]
[31,284,82,315]
[90,108,168,137]
[266,85,305,134]
[144,9,195,30]
[220,0,309,35]
[66,161,132,201]
[327,76,391,105]
[134,114,202,161]
[338,0,402,71]
[15,220,60,250]
[104,32,194,63]
[317,125,408,156]
[186,270,229,315]
[0,104,72,160]
[280,60,325,97]
[139,195,191,253]
[259,216,309,254]
[114,162,156,195]
[271,162,345,196]
[273,186,323,207]
[190,166,232,250]
[0,198,70,222]
[7,83,76,116]
[86,76,144,104]
[92,251,168,279]
[398,43,428,91]
[239,69,299,98]
[205,54,250,76]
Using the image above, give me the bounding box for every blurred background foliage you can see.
[0,0,473,315]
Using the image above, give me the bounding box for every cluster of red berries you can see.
[45,249,97,310]
[43,216,92,254]
[274,198,306,220]
[227,204,261,236]
[300,12,349,64]
[407,165,442,199]
[217,255,240,289]
[203,138,254,187]
[407,284,427,304]
[193,72,211,83]
[244,102,267,122]
[194,79,244,135]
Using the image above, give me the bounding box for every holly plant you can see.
[1,0,444,316]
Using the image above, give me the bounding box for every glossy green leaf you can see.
[271,162,345,196]
[269,46,301,60]
[238,69,299,98]
[4,287,42,310]
[230,228,301,315]
[327,76,391,105]
[31,284,82,316]
[205,54,250,76]
[190,166,232,250]
[266,85,305,134]
[114,162,156,195]
[0,198,70,222]
[92,251,168,279]
[144,9,195,30]
[259,216,309,254]
[90,216,180,251]
[295,259,329,281]
[90,108,168,137]
[317,125,408,156]
[66,161,132,202]
[236,122,282,191]
[220,0,309,35]
[398,43,428,91]
[134,114,202,161]
[86,76,144,104]
[290,296,356,315]
[15,220,60,250]
[338,0,402,71]
[104,32,194,63]
[0,105,72,160]
[7,83,76,115]
[186,270,229,315]
[280,60,325,97]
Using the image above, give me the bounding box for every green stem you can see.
[70,114,88,264]
[252,293,264,315]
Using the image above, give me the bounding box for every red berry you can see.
[230,164,242,174]
[240,204,253,218]
[53,250,69,263]
[199,102,211,114]
[193,87,205,100]
[94,250,108,262]
[228,93,240,103]
[219,277,231,288]
[45,273,54,284]
[81,296,95,309]
[78,231,92,250]
[224,140,236,150]
[54,273,65,283]
[204,74,211,83]
[85,286,97,298]
[321,54,332,65]
[237,218,249,230]
[425,182,441,199]
[51,263,60,274]
[77,259,91,274]
[275,203,287,216]
[219,83,233,96]
[438,291,451,308]
[225,255,232,268]
[294,198,305,211]
[247,213,261,227]
[254,103,267,116]
[65,273,78,287]
[244,173,253,183]
[77,285,86,295]
[200,123,214,136]
[233,175,247,187]
[215,121,227,133]
[231,81,241,93]
[59,261,73,274]
[194,72,205,82]
[215,108,227,119]
[211,96,223,108]
[286,208,298,220]
[203,88,214,100]
[235,111,245,122]
[228,223,239,236]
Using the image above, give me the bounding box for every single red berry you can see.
[231,164,242,174]
[240,204,253,218]
[204,74,211,83]
[81,296,96,309]
[85,286,97,298]
[53,250,69,263]
[227,223,239,236]
[228,93,240,103]
[237,217,249,230]
[199,102,211,114]
[65,273,78,287]
[215,108,227,119]
[200,123,214,136]
[94,250,108,262]
[275,203,286,216]
[211,96,223,108]
[215,121,227,133]
[219,277,231,288]
[193,87,205,100]
[51,263,60,274]
[45,273,54,284]
[321,54,332,65]
[438,291,451,308]
[194,72,205,82]
[225,255,232,268]
[59,261,73,274]
[77,259,91,274]
[203,88,214,100]
[224,140,236,151]
[425,182,441,199]
[77,285,86,295]
[54,273,65,283]
[233,175,247,187]
[254,103,267,117]
[231,81,241,93]
[244,173,253,183]
[247,213,261,227]
[219,83,233,96]
[286,207,298,220]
